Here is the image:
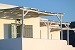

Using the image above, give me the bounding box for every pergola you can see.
[40,18,60,39]
[0,4,64,40]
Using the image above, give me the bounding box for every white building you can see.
[0,3,75,50]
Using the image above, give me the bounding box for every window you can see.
[23,25,33,38]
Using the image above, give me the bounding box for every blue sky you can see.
[0,0,75,22]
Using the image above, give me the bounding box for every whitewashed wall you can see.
[0,12,17,39]
[24,17,40,38]
[0,38,75,50]
[0,19,15,39]
[40,26,47,39]
[0,12,40,39]
[22,38,75,50]
[50,31,60,40]
[40,26,60,39]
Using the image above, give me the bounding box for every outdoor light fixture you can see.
[15,18,22,26]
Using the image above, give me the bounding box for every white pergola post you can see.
[64,23,70,45]
[47,21,49,39]
[21,10,24,38]
[49,21,52,39]
[67,24,69,45]
[21,9,29,38]
[56,16,63,40]
[60,16,63,40]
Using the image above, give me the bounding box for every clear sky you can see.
[0,0,75,22]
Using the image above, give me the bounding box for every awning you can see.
[0,3,63,20]
[0,3,18,9]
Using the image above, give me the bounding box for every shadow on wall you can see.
[60,30,75,47]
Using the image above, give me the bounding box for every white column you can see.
[60,16,63,40]
[21,10,29,38]
[21,10,24,38]
[67,24,69,45]
[47,21,49,39]
[56,16,63,40]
